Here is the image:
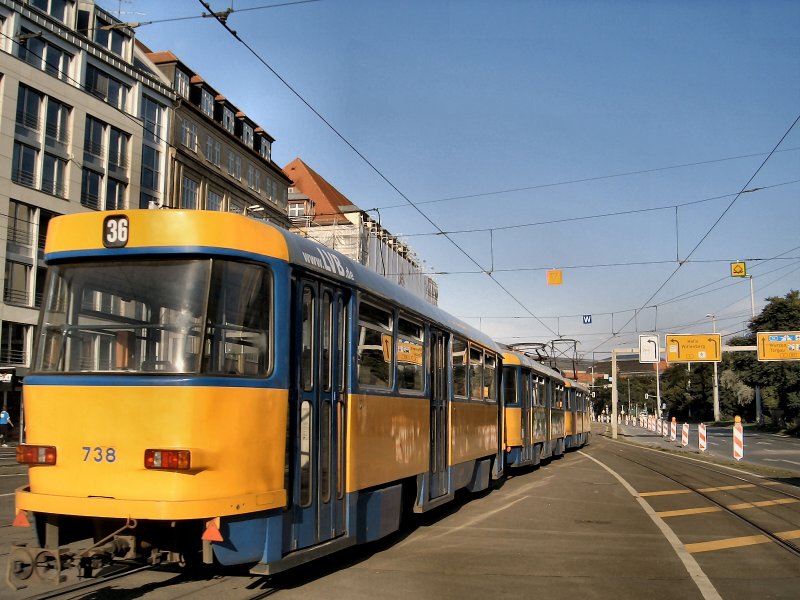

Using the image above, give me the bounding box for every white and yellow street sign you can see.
[757,332,800,361]
[665,334,721,363]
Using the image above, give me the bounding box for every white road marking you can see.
[579,450,722,600]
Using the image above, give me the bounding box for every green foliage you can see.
[731,290,800,424]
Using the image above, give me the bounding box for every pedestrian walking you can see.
[0,406,13,447]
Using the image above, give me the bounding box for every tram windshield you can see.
[34,259,271,376]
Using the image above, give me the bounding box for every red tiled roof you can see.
[283,158,355,225]
[146,50,178,64]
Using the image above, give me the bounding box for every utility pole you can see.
[707,313,721,422]
[749,275,763,424]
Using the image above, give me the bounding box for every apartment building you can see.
[146,50,292,226]
[0,0,174,420]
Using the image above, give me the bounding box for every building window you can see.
[86,65,129,110]
[4,261,30,306]
[247,165,256,190]
[229,197,246,215]
[242,123,254,147]
[180,118,197,151]
[81,169,103,210]
[141,145,160,192]
[227,151,241,180]
[84,116,105,159]
[0,322,29,365]
[182,176,199,209]
[288,203,305,218]
[222,107,234,133]
[45,98,70,144]
[176,69,190,98]
[108,127,128,168]
[7,202,34,255]
[15,85,42,133]
[201,89,214,117]
[18,32,73,81]
[141,96,163,143]
[106,179,126,210]
[95,16,126,56]
[11,143,38,188]
[207,189,223,211]
[259,137,272,161]
[41,154,67,198]
[205,135,220,166]
[30,0,68,22]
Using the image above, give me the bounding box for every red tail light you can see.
[16,445,57,465]
[144,449,191,470]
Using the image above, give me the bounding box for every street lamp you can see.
[706,314,721,422]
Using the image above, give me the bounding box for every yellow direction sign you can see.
[665,334,722,363]
[757,332,800,361]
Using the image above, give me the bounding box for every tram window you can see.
[502,367,517,405]
[35,259,272,376]
[452,337,467,398]
[538,379,547,407]
[469,347,483,401]
[300,287,314,391]
[356,300,392,389]
[204,261,271,377]
[337,301,346,393]
[528,374,536,406]
[322,292,332,392]
[299,400,313,507]
[397,316,424,393]
[484,353,496,402]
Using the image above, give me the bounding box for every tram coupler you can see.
[6,544,70,590]
[77,535,135,579]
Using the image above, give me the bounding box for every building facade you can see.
[0,0,174,423]
[146,51,292,226]
[285,158,439,305]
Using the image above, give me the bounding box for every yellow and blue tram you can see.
[501,349,592,468]
[13,209,514,577]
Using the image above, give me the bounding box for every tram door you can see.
[293,278,349,549]
[429,328,449,499]
[520,371,533,462]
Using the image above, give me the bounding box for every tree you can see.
[730,290,800,426]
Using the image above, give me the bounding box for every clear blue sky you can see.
[101,0,800,359]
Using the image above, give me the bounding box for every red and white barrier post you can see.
[698,423,707,452]
[681,423,689,447]
[670,417,677,441]
[733,416,744,461]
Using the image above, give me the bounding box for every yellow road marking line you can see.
[727,498,799,510]
[642,483,776,497]
[657,507,722,518]
[698,484,757,493]
[686,534,769,553]
[686,529,800,553]
[640,489,693,497]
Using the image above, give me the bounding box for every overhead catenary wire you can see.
[587,110,800,354]
[196,0,561,337]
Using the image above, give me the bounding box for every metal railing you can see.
[15,111,40,132]
[11,167,37,188]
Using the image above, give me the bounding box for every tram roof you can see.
[44,210,499,352]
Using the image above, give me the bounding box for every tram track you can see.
[607,445,800,560]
